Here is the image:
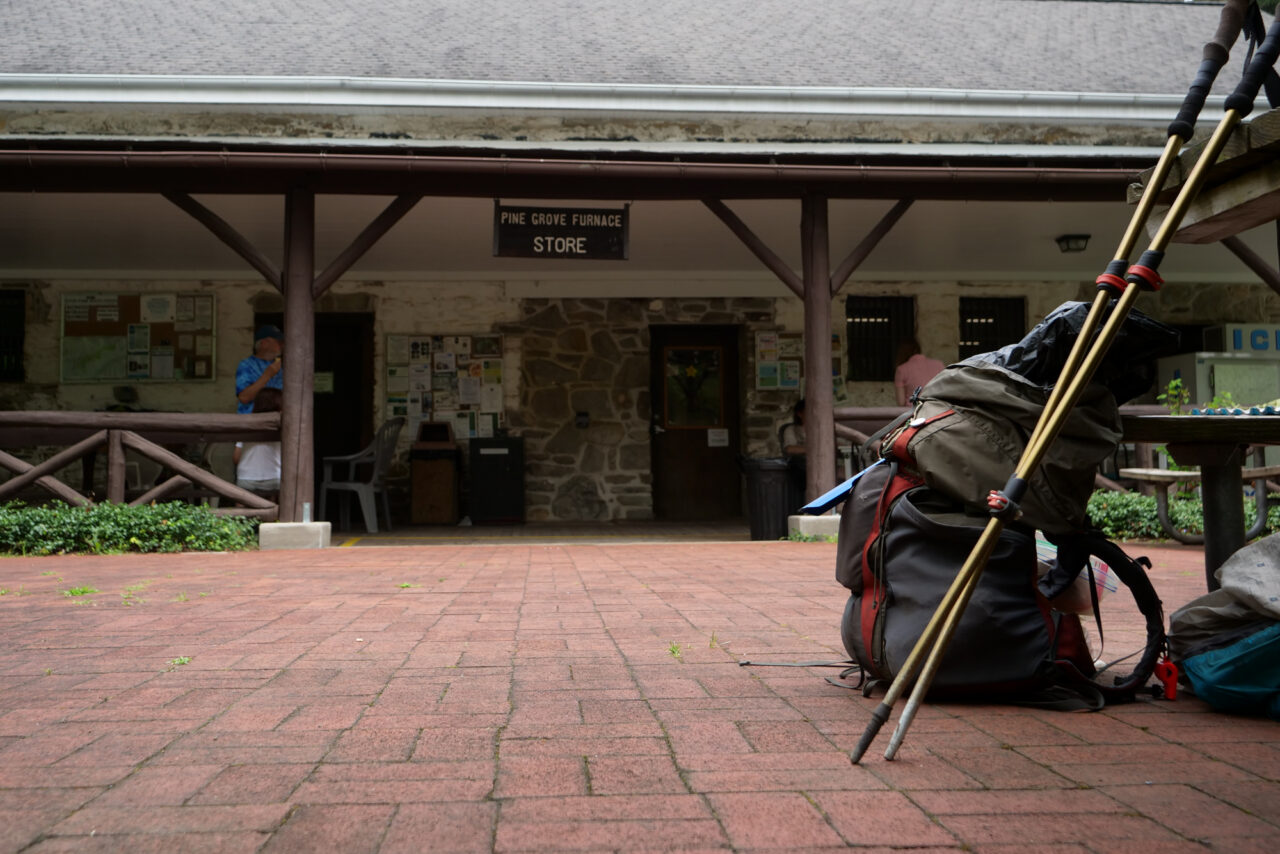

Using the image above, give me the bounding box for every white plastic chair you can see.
[317,417,405,533]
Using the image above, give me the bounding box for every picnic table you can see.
[1120,414,1280,591]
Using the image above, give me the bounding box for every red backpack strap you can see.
[887,409,956,465]
[859,466,923,672]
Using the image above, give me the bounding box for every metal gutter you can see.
[0,73,1226,126]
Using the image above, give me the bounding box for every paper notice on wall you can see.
[453,410,475,439]
[386,366,410,393]
[480,383,503,413]
[127,323,150,352]
[194,358,210,378]
[175,296,194,322]
[140,294,176,323]
[193,297,214,330]
[410,363,431,391]
[756,331,779,362]
[386,335,409,366]
[780,360,802,389]
[482,359,503,384]
[707,428,729,447]
[126,353,150,379]
[457,376,481,406]
[95,305,119,323]
[409,336,432,363]
[195,335,213,356]
[476,413,496,438]
[150,347,174,379]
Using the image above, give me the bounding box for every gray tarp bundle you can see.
[1169,535,1280,653]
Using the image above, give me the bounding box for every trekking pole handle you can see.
[1168,0,1251,139]
[1225,9,1280,116]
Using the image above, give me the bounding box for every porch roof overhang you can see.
[0,147,1145,201]
[0,73,1185,201]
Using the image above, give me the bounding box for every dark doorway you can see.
[254,311,375,499]
[649,324,742,520]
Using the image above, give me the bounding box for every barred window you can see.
[846,295,914,381]
[0,290,23,382]
[958,297,1026,359]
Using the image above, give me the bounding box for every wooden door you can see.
[649,325,742,520]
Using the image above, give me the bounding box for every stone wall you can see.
[504,295,798,521]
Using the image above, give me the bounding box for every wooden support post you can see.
[801,195,836,504]
[279,186,317,523]
[106,429,125,504]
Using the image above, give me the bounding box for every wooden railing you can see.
[0,411,281,519]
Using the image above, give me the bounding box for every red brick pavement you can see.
[0,540,1275,852]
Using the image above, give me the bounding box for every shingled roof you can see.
[0,0,1252,94]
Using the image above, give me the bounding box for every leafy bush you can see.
[0,501,259,556]
[1086,490,1280,541]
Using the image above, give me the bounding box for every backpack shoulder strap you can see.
[1045,531,1166,701]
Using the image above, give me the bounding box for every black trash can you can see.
[741,457,800,541]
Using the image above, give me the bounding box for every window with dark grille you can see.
[958,297,1026,359]
[0,290,23,382]
[846,295,914,381]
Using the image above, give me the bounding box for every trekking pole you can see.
[881,11,1280,764]
[1027,0,1254,454]
[850,3,1276,765]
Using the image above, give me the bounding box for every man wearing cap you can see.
[236,325,284,414]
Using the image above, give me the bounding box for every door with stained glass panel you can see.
[649,324,741,520]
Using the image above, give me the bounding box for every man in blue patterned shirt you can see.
[235,325,284,414]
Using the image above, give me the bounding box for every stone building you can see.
[2,1,1277,523]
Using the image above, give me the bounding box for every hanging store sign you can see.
[493,202,629,260]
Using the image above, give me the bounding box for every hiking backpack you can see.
[829,302,1177,705]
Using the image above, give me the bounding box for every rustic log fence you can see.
[0,411,281,520]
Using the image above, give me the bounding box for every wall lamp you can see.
[1055,233,1090,253]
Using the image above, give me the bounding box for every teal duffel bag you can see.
[1178,621,1280,719]
[1169,535,1280,719]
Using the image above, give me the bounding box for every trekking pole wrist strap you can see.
[987,476,1027,520]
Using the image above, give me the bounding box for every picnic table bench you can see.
[1119,463,1280,546]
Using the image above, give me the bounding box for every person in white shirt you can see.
[234,387,282,497]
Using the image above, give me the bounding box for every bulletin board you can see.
[60,292,217,383]
[385,333,504,440]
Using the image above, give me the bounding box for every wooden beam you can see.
[1170,160,1280,244]
[702,199,804,297]
[0,431,106,500]
[163,191,283,291]
[280,187,317,523]
[830,199,913,296]
[0,449,90,505]
[119,431,274,510]
[1221,234,1280,297]
[801,195,836,504]
[313,194,422,299]
[129,475,192,507]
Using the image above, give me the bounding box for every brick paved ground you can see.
[0,539,1275,853]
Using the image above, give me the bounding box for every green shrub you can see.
[1086,490,1280,541]
[0,501,259,556]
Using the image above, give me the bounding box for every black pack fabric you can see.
[836,462,1166,706]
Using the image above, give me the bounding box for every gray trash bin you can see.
[741,457,801,541]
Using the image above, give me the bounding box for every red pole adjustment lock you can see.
[1153,656,1179,700]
